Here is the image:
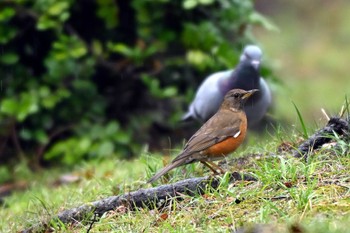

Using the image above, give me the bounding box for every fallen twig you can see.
[293,117,349,159]
[21,172,256,232]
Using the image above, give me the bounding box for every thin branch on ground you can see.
[21,172,256,232]
[293,117,349,159]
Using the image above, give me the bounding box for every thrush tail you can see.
[147,158,187,183]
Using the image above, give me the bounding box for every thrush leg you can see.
[201,161,218,174]
[207,161,226,174]
[201,161,225,174]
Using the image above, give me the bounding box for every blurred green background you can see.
[0,0,349,178]
[255,0,350,124]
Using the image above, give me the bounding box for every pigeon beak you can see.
[251,60,260,69]
[242,89,259,100]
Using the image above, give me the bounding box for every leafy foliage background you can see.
[0,0,273,168]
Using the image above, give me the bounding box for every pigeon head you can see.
[239,45,262,70]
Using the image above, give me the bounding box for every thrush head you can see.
[221,89,258,110]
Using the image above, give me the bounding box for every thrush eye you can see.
[233,93,239,98]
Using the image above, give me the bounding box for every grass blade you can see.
[292,101,308,138]
[343,95,350,118]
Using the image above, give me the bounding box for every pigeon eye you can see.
[244,52,251,59]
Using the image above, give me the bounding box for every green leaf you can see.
[92,40,103,56]
[90,124,105,140]
[57,88,70,98]
[108,43,134,56]
[41,96,57,109]
[19,128,32,140]
[33,129,49,144]
[163,87,177,98]
[105,121,120,136]
[97,141,115,157]
[41,87,70,109]
[39,86,50,97]
[183,0,198,9]
[0,52,19,65]
[44,141,66,160]
[0,98,17,115]
[0,7,15,22]
[37,16,57,30]
[79,138,92,151]
[186,50,213,69]
[69,45,87,58]
[115,131,130,144]
[58,12,70,22]
[1,92,41,122]
[198,0,214,5]
[96,0,119,29]
[0,166,11,184]
[18,94,39,121]
[53,51,68,60]
[48,2,69,16]
[0,26,17,44]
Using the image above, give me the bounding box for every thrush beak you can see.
[242,89,259,99]
[251,60,260,69]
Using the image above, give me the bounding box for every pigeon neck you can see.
[231,62,260,89]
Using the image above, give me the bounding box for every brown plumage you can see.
[147,89,258,183]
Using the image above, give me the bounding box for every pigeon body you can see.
[182,45,272,128]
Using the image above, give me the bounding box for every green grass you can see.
[0,158,148,232]
[1,131,350,232]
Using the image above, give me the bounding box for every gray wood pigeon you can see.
[182,45,272,129]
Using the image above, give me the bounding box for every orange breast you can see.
[204,119,247,158]
[205,134,245,156]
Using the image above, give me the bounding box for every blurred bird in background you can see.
[182,45,273,131]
